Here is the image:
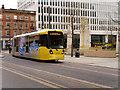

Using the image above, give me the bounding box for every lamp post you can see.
[48,6,51,29]
[0,8,2,52]
[71,17,74,57]
[41,1,44,29]
[9,16,11,41]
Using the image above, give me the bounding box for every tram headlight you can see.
[62,50,65,54]
[49,50,53,54]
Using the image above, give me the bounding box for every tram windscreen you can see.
[48,32,64,49]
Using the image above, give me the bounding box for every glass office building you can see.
[17,0,119,47]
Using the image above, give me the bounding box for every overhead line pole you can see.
[42,1,44,29]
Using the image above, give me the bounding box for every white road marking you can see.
[3,61,113,88]
[2,66,67,88]
[51,64,118,76]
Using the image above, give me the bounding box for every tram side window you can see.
[34,35,40,46]
[16,37,19,52]
[29,35,40,47]
[29,36,34,47]
[25,36,29,53]
[14,38,16,47]
[40,35,48,47]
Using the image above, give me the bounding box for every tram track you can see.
[2,61,113,88]
[2,66,67,89]
[51,64,118,76]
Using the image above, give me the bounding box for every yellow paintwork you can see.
[39,29,64,35]
[32,47,65,60]
[13,29,65,60]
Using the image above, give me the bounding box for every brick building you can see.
[0,5,36,49]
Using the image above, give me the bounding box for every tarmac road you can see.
[1,52,119,89]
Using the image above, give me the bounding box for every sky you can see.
[0,0,119,9]
[0,0,17,9]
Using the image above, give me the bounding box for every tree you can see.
[65,2,79,57]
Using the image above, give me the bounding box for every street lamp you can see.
[48,6,50,29]
[41,1,44,29]
[9,16,11,41]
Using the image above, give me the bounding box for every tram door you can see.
[25,36,29,53]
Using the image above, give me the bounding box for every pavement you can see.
[0,50,119,69]
[64,55,119,69]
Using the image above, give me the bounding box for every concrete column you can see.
[67,25,72,55]
[80,30,84,48]
[116,34,118,53]
[105,35,108,43]
[89,35,91,47]
[80,18,90,54]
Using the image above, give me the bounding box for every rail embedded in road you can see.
[2,61,113,88]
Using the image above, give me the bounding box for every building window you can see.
[19,16,23,20]
[25,23,28,28]
[44,16,46,22]
[47,16,49,22]
[31,23,34,29]
[38,0,40,4]
[25,16,28,20]
[55,0,57,6]
[41,0,43,5]
[6,15,10,19]
[19,23,23,28]
[14,31,17,36]
[38,15,40,21]
[55,8,57,14]
[6,22,10,27]
[31,16,34,20]
[38,7,40,13]
[44,7,46,13]
[14,22,17,27]
[44,0,46,5]
[6,31,10,36]
[14,15,17,19]
[0,14,2,19]
[38,23,40,28]
[50,0,52,5]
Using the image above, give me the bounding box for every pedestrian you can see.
[9,46,12,54]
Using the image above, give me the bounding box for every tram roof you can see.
[13,29,63,38]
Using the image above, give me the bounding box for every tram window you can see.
[34,35,40,44]
[29,36,34,46]
[25,36,29,53]
[48,32,64,49]
[14,38,16,47]
[16,37,19,52]
[29,35,40,47]
[40,35,48,47]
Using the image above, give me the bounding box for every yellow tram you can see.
[12,29,65,60]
